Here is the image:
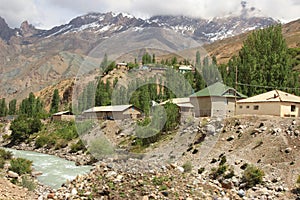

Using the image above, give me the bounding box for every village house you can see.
[52,111,75,121]
[83,104,142,120]
[178,65,193,74]
[190,82,246,117]
[116,62,128,69]
[236,90,300,117]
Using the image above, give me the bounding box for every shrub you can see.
[0,149,12,160]
[182,161,193,173]
[10,116,42,144]
[70,140,86,153]
[21,175,36,191]
[0,157,5,168]
[297,175,300,184]
[224,167,235,179]
[9,158,32,175]
[152,176,169,186]
[45,137,56,149]
[35,135,50,148]
[219,156,227,166]
[242,165,264,188]
[53,121,78,141]
[55,139,68,150]
[210,165,228,180]
[137,117,151,126]
[88,137,114,159]
[76,120,95,136]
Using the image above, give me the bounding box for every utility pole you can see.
[234,65,238,115]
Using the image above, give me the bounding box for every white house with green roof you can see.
[190,82,247,117]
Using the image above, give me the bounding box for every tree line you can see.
[0,89,61,118]
[219,25,299,96]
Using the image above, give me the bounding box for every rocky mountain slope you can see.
[34,115,300,199]
[0,4,281,101]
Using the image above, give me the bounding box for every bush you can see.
[35,135,50,148]
[21,175,36,191]
[137,117,151,126]
[224,167,235,179]
[0,157,5,169]
[297,175,300,184]
[55,139,68,150]
[70,140,86,153]
[219,156,227,166]
[210,165,228,180]
[88,137,114,159]
[0,148,12,160]
[242,165,264,188]
[10,116,42,144]
[76,120,95,136]
[52,121,78,141]
[9,158,32,175]
[182,161,193,173]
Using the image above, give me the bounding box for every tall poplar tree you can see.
[50,89,60,113]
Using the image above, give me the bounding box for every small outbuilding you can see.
[52,111,75,121]
[83,105,142,120]
[179,65,193,74]
[236,90,300,117]
[190,82,246,117]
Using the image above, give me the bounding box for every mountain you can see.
[34,11,276,43]
[0,9,292,101]
[0,17,15,42]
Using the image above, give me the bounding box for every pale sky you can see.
[0,0,299,29]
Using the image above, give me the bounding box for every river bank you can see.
[0,147,94,199]
[5,142,95,166]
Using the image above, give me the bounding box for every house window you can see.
[254,105,259,110]
[246,106,250,109]
[239,105,243,109]
[291,105,296,112]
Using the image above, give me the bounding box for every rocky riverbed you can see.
[1,116,300,199]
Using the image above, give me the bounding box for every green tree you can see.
[50,89,60,114]
[140,86,150,116]
[95,80,111,106]
[152,54,156,63]
[196,51,201,68]
[142,53,152,65]
[171,56,178,66]
[27,92,36,117]
[0,98,8,117]
[10,116,42,144]
[163,102,180,132]
[8,99,17,115]
[100,53,108,69]
[224,25,298,96]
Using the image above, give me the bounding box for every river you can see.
[2,148,93,189]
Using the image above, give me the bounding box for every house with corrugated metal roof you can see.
[52,111,75,121]
[190,82,246,117]
[83,105,142,120]
[236,90,300,117]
